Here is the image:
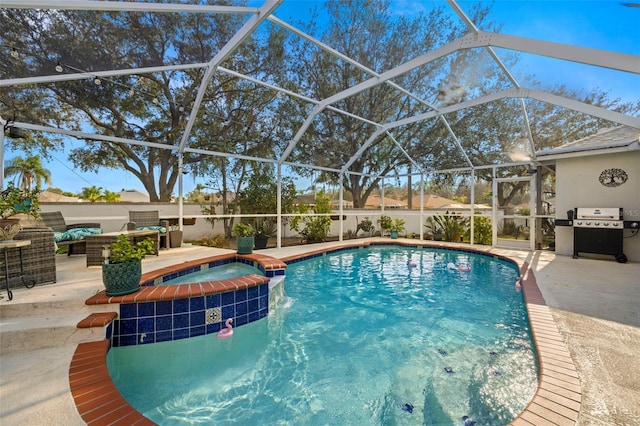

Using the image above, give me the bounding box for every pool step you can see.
[0,300,115,356]
[76,311,118,329]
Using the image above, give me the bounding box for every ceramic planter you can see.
[254,235,269,250]
[236,236,254,254]
[102,259,142,296]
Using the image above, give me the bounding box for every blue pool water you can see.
[161,262,261,285]
[107,246,538,425]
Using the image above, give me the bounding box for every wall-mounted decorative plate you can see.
[599,168,628,187]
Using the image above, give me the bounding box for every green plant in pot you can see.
[254,219,276,250]
[377,215,393,236]
[0,182,41,240]
[388,218,405,239]
[233,222,255,254]
[102,235,156,296]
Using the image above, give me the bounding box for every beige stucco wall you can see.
[554,150,640,261]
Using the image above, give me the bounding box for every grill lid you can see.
[575,207,622,220]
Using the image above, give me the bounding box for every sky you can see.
[4,0,639,196]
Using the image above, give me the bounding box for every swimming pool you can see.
[160,262,262,285]
[107,245,538,424]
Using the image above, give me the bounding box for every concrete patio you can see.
[1,241,638,425]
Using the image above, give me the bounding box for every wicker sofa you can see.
[40,211,102,255]
[5,227,57,286]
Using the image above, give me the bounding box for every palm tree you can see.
[4,155,52,191]
[79,186,103,202]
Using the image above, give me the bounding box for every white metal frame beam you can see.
[177,0,282,154]
[2,0,638,189]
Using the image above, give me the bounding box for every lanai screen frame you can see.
[1,0,639,249]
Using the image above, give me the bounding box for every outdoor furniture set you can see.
[2,210,179,296]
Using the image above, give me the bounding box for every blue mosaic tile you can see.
[236,288,248,302]
[120,319,137,335]
[248,298,259,312]
[206,294,221,308]
[155,315,172,331]
[120,334,138,346]
[120,303,137,319]
[173,328,189,341]
[190,296,205,311]
[156,330,172,343]
[190,310,205,326]
[259,294,268,310]
[174,313,190,329]
[156,300,173,315]
[235,314,248,326]
[106,323,113,340]
[265,270,274,277]
[259,284,268,296]
[249,311,260,322]
[221,305,234,320]
[247,286,259,300]
[190,326,205,337]
[138,317,155,334]
[275,269,285,276]
[173,298,190,313]
[236,301,248,316]
[111,335,120,347]
[138,302,155,317]
[221,291,235,306]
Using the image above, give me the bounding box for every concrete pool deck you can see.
[1,240,639,425]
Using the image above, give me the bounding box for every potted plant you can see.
[0,183,41,240]
[254,219,276,250]
[377,215,393,236]
[425,216,443,241]
[233,222,255,254]
[388,218,405,239]
[102,234,156,296]
[356,217,374,237]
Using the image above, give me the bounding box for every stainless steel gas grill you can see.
[573,207,626,262]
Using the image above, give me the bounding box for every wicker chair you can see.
[126,211,170,249]
[4,227,57,286]
[40,211,101,255]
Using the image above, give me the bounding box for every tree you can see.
[282,0,496,207]
[237,164,297,216]
[79,186,103,203]
[4,155,51,191]
[1,4,288,201]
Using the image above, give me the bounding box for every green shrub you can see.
[290,189,333,243]
[465,214,492,245]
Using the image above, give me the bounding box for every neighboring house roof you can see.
[536,126,640,160]
[119,189,150,203]
[331,199,354,208]
[440,203,492,210]
[365,195,407,208]
[418,194,456,209]
[38,190,81,203]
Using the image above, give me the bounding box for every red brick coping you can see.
[70,242,580,425]
[85,253,284,305]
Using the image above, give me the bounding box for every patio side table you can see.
[1,239,37,300]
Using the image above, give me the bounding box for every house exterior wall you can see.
[554,150,640,261]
